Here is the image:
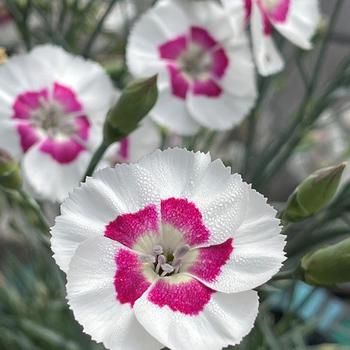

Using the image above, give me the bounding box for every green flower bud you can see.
[301,238,350,286]
[0,150,22,190]
[283,163,346,222]
[104,75,158,145]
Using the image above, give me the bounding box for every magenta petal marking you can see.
[39,138,85,164]
[245,0,253,20]
[118,138,130,161]
[167,64,190,99]
[267,0,290,22]
[263,15,273,36]
[0,13,12,25]
[192,79,222,97]
[148,279,213,315]
[75,116,90,141]
[159,35,187,60]
[258,0,289,34]
[161,198,210,246]
[256,1,274,36]
[53,82,82,113]
[12,89,48,120]
[189,238,234,282]
[17,123,40,152]
[211,48,229,78]
[105,204,160,248]
[191,26,217,49]
[114,249,151,307]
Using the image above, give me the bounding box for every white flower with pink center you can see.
[0,45,115,202]
[126,0,256,136]
[51,148,286,350]
[222,0,320,75]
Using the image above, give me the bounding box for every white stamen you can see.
[160,263,174,277]
[174,244,190,259]
[155,254,166,274]
[153,245,163,255]
[172,258,182,269]
[172,258,182,274]
[139,254,156,264]
[143,243,190,277]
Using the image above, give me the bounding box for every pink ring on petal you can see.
[167,64,190,100]
[257,0,290,34]
[161,198,210,246]
[192,79,222,97]
[114,248,152,307]
[12,89,48,120]
[159,35,188,61]
[265,0,290,22]
[212,48,229,78]
[118,138,130,161]
[245,0,253,20]
[39,138,85,164]
[105,204,160,248]
[188,238,234,282]
[75,115,90,141]
[147,278,213,315]
[191,26,217,50]
[53,82,82,113]
[16,123,40,152]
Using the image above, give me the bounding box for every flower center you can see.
[178,43,212,81]
[140,243,190,277]
[30,97,77,138]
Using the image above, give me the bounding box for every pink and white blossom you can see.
[222,0,320,75]
[0,44,115,202]
[51,148,286,350]
[126,0,256,135]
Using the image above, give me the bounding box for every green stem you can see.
[82,0,119,58]
[18,189,49,234]
[251,0,344,188]
[257,314,283,350]
[31,2,69,49]
[160,130,168,150]
[295,53,310,90]
[242,76,271,178]
[58,0,68,31]
[202,130,217,153]
[5,0,33,50]
[83,141,109,180]
[287,223,349,258]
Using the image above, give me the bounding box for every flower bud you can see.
[104,75,158,144]
[0,149,22,190]
[283,163,346,222]
[301,238,350,286]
